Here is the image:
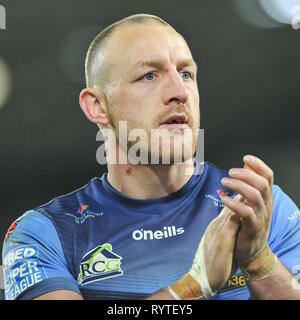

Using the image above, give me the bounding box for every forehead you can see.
[105,24,194,73]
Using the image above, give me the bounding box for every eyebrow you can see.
[135,58,198,72]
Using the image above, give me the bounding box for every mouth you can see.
[159,114,188,129]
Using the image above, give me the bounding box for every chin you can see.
[150,144,195,165]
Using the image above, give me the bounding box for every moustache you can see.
[157,104,191,125]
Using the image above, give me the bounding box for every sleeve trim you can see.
[16,277,81,300]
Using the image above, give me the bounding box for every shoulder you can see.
[197,161,232,193]
[2,210,58,256]
[266,185,300,274]
[270,185,300,239]
[34,178,98,218]
[2,209,82,300]
[194,160,229,182]
[204,161,228,176]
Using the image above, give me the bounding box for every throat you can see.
[107,160,194,200]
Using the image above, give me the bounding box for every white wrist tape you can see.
[168,286,182,300]
[187,194,243,299]
[189,229,216,299]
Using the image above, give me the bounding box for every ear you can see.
[79,87,109,125]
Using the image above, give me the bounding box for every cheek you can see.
[111,86,143,112]
[108,84,159,129]
[120,89,128,101]
[188,89,200,128]
[109,83,128,105]
[190,86,200,110]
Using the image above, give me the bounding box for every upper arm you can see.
[2,210,82,300]
[34,290,83,300]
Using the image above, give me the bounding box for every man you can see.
[2,14,300,300]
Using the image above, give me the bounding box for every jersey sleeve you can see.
[2,210,81,300]
[268,185,300,277]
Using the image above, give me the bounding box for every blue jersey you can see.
[2,160,300,300]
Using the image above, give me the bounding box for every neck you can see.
[107,158,195,199]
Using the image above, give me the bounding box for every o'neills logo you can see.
[132,226,184,240]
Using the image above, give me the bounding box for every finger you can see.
[221,177,265,212]
[228,168,272,203]
[218,201,242,227]
[220,195,257,227]
[206,208,240,241]
[243,155,274,186]
[218,209,241,234]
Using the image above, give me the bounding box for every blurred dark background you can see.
[0,0,299,298]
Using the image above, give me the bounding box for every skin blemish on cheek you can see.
[164,68,169,73]
[126,168,132,176]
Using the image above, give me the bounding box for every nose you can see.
[163,68,189,106]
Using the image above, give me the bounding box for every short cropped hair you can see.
[85,14,170,89]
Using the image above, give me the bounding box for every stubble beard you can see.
[106,105,199,165]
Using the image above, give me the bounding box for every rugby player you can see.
[2,14,300,300]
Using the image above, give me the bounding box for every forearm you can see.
[146,288,175,300]
[146,273,203,300]
[248,259,300,300]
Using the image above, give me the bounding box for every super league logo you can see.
[0,5,6,30]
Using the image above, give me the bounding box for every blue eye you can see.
[143,72,155,81]
[180,71,191,79]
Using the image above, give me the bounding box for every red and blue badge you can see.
[4,216,23,242]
